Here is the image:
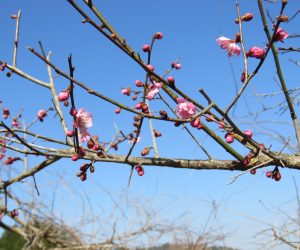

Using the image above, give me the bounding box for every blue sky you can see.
[1,1,300,249]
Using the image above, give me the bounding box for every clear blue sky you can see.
[1,1,300,249]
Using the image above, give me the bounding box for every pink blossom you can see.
[216,36,241,56]
[274,27,288,42]
[37,109,47,122]
[247,46,265,59]
[73,108,93,143]
[175,98,196,119]
[147,82,162,100]
[58,91,69,102]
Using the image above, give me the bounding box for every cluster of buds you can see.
[218,119,226,129]
[76,162,95,181]
[218,8,288,58]
[111,142,118,151]
[4,156,21,165]
[135,102,149,114]
[87,136,101,151]
[266,167,282,181]
[242,151,255,167]
[171,61,182,70]
[135,164,144,176]
[190,117,203,130]
[235,12,254,23]
[1,139,6,154]
[71,147,86,161]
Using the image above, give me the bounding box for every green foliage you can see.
[0,230,26,250]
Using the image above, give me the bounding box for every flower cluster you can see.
[216,12,288,58]
[216,36,241,56]
[175,98,196,119]
[73,108,93,143]
[147,82,162,100]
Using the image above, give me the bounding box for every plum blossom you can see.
[175,98,196,119]
[247,47,265,59]
[147,82,162,100]
[274,27,288,42]
[73,108,93,143]
[216,36,241,56]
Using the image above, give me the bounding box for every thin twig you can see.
[258,0,300,151]
[12,10,21,67]
[0,121,43,155]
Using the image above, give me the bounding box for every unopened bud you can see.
[242,13,254,22]
[90,165,95,173]
[153,129,161,137]
[87,139,95,149]
[276,15,288,22]
[141,103,149,113]
[159,110,168,118]
[141,147,150,156]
